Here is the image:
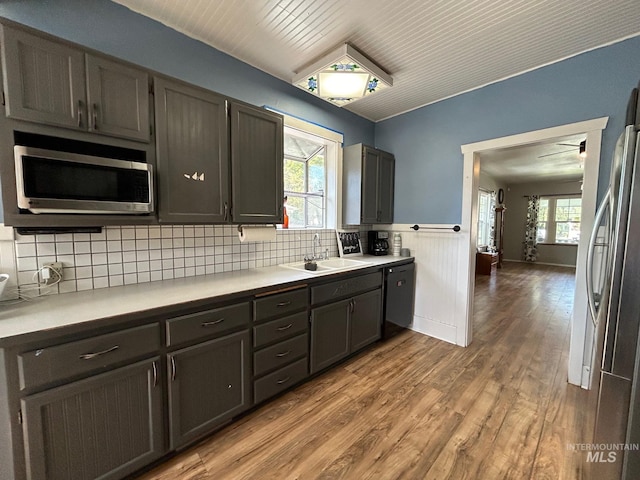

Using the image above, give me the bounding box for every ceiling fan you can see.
[537,140,586,158]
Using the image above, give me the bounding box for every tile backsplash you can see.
[14,226,339,296]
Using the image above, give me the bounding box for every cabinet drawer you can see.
[166,302,251,347]
[253,311,308,348]
[18,323,160,390]
[254,357,308,404]
[254,288,307,322]
[311,271,382,305]
[254,334,308,377]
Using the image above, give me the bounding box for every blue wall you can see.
[1,1,639,226]
[0,0,375,146]
[375,36,640,224]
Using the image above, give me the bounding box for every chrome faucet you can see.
[305,233,328,262]
[313,233,321,259]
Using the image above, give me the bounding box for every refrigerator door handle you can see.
[587,188,611,326]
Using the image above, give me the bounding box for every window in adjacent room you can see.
[537,195,582,244]
[477,189,496,247]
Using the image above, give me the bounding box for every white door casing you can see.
[460,117,608,387]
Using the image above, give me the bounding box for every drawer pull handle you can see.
[276,376,291,385]
[79,345,119,360]
[202,318,225,327]
[276,301,292,307]
[276,350,291,358]
[276,323,293,331]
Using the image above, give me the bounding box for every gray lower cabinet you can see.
[20,358,164,480]
[252,288,309,404]
[310,272,383,374]
[154,77,229,223]
[1,25,150,142]
[350,289,383,351]
[310,299,351,374]
[167,330,251,449]
[230,102,284,223]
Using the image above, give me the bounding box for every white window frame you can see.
[537,195,582,245]
[476,189,495,247]
[276,112,343,230]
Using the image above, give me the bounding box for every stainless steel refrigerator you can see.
[587,83,640,479]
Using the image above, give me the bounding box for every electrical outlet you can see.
[43,262,63,285]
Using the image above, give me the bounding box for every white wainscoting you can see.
[388,225,464,345]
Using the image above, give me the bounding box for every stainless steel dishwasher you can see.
[383,262,416,338]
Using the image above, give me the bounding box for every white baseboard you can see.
[410,315,457,345]
[503,259,576,268]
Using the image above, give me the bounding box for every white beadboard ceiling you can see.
[480,134,586,184]
[112,0,640,122]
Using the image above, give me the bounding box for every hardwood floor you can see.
[136,262,595,480]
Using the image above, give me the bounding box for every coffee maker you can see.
[368,231,389,255]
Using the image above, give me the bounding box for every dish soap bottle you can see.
[283,196,289,229]
[392,233,402,256]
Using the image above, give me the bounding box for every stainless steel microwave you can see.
[14,146,154,214]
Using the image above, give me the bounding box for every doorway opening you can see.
[459,118,608,387]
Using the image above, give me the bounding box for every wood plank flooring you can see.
[135,262,594,480]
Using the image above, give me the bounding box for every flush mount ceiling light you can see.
[292,43,393,107]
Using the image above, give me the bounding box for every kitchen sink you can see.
[318,258,371,269]
[279,262,336,274]
[280,258,372,274]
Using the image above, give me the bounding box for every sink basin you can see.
[280,258,372,274]
[317,258,371,269]
[279,262,335,274]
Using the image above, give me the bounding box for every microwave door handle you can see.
[586,188,610,326]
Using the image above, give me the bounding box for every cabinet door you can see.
[361,146,380,223]
[167,330,250,449]
[310,299,350,374]
[21,358,164,480]
[2,25,86,129]
[155,77,229,223]
[230,103,283,223]
[86,54,149,141]
[350,289,382,352]
[378,151,395,224]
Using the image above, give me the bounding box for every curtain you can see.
[523,195,539,262]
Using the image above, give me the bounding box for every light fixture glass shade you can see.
[292,44,392,107]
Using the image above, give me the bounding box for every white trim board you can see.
[460,117,608,387]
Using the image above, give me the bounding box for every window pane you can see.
[308,154,325,193]
[555,222,580,243]
[307,196,324,227]
[538,198,549,222]
[537,221,547,243]
[286,195,305,227]
[284,159,305,193]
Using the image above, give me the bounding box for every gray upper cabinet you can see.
[1,25,149,142]
[85,55,149,141]
[167,330,251,450]
[343,144,395,225]
[21,358,164,480]
[154,77,229,223]
[1,25,86,129]
[230,102,284,224]
[378,151,395,224]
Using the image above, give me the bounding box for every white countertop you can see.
[0,255,412,344]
